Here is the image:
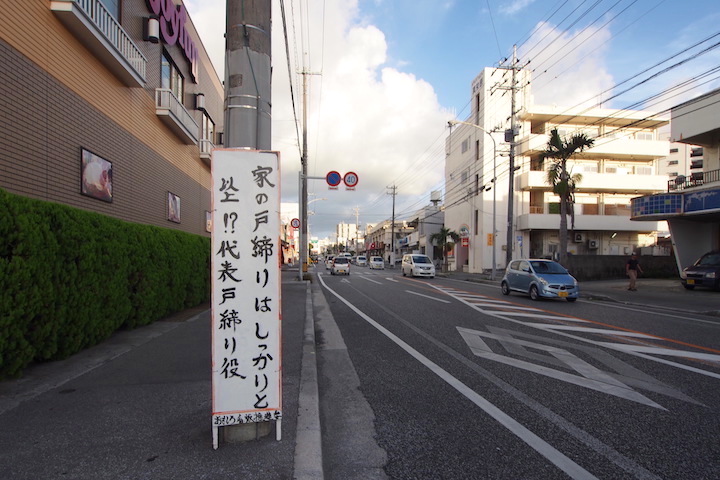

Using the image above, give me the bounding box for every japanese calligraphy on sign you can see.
[211,150,282,445]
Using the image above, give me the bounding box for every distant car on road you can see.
[331,256,350,275]
[325,255,335,270]
[355,255,367,266]
[501,259,578,302]
[401,254,435,278]
[369,256,385,270]
[681,250,720,290]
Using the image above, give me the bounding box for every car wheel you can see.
[402,269,406,277]
[501,281,510,295]
[683,283,695,290]
[529,285,540,301]
[410,268,415,277]
[566,297,577,302]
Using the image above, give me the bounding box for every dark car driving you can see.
[681,250,720,291]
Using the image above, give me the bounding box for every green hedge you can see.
[0,188,210,379]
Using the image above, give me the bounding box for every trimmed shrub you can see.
[0,188,210,378]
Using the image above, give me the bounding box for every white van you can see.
[401,254,435,278]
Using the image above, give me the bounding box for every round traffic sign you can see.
[326,171,342,187]
[343,171,359,188]
[290,218,301,228]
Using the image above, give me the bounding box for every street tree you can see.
[540,128,594,265]
[430,227,460,273]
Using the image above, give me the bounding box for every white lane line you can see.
[405,290,451,304]
[385,277,399,283]
[358,276,383,285]
[318,275,599,480]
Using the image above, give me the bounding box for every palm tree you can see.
[430,227,460,272]
[540,128,594,265]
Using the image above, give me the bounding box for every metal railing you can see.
[199,139,215,157]
[668,168,720,191]
[155,88,199,140]
[69,0,147,80]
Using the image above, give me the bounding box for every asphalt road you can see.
[314,265,720,480]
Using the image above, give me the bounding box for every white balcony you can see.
[517,134,668,161]
[51,0,147,87]
[516,170,667,194]
[155,89,199,145]
[517,213,662,232]
[199,139,215,166]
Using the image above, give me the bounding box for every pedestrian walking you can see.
[626,252,643,291]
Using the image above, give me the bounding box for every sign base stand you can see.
[212,420,282,450]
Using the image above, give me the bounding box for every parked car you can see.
[369,256,385,270]
[325,255,335,270]
[401,254,435,278]
[501,259,578,302]
[681,250,720,290]
[355,255,367,266]
[331,256,350,275]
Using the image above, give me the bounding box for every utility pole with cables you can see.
[387,185,397,267]
[491,45,521,266]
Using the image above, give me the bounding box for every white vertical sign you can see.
[211,149,282,447]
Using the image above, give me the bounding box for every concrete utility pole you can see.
[353,206,360,252]
[225,0,271,149]
[506,45,518,267]
[387,185,397,267]
[223,0,271,443]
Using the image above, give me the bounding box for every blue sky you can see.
[186,0,720,239]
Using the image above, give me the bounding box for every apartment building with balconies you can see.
[0,0,223,236]
[445,67,669,273]
[515,105,669,259]
[631,87,720,271]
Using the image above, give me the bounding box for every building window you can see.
[100,0,120,19]
[669,148,679,153]
[669,172,678,177]
[162,52,184,103]
[635,166,652,175]
[636,132,653,141]
[202,113,215,143]
[668,160,678,165]
[461,138,469,154]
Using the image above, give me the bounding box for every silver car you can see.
[501,259,578,302]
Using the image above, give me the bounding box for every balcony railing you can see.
[667,168,720,192]
[51,0,147,86]
[199,139,215,166]
[155,89,199,145]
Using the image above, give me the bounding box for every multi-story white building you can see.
[336,222,358,251]
[445,67,670,273]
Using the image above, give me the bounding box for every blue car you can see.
[501,259,579,302]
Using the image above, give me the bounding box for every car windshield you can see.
[412,256,432,264]
[371,257,382,262]
[697,253,720,266]
[334,258,349,264]
[530,261,567,274]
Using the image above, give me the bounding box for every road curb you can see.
[293,281,324,480]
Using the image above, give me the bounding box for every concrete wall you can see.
[564,255,679,281]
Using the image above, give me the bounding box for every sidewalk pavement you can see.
[0,269,318,480]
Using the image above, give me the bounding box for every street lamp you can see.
[448,120,498,281]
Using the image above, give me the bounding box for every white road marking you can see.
[318,275,600,480]
[433,285,720,380]
[358,276,383,285]
[405,290,451,303]
[385,277,399,283]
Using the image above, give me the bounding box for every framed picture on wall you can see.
[80,148,113,202]
[168,192,181,223]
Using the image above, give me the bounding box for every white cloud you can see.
[519,21,615,109]
[499,0,536,16]
[186,0,450,238]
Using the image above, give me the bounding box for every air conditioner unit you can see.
[588,239,599,249]
[574,233,585,243]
